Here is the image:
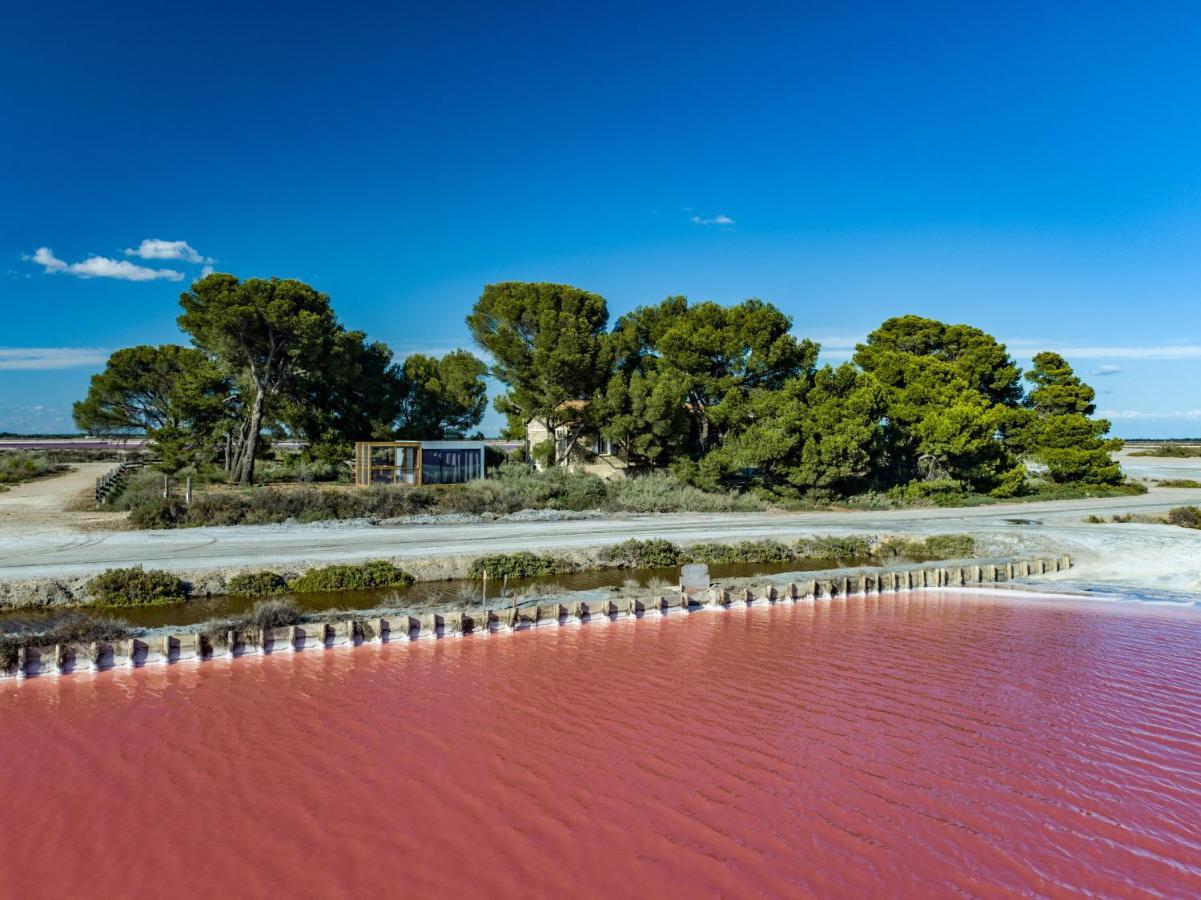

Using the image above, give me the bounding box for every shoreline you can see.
[2,555,1070,682]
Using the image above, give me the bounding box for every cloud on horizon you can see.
[813,334,1201,363]
[29,247,183,282]
[124,238,210,264]
[1099,408,1201,420]
[690,213,735,226]
[1091,364,1123,376]
[0,347,110,370]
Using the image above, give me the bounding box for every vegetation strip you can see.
[0,556,1071,680]
[75,279,1134,524]
[1,535,976,611]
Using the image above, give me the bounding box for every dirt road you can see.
[1,452,1197,596]
[0,463,123,534]
[0,487,1197,595]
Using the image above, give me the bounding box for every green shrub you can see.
[1131,445,1201,458]
[1158,479,1201,488]
[199,598,304,640]
[877,534,976,560]
[599,539,683,568]
[886,479,973,507]
[1167,506,1201,529]
[290,560,414,592]
[226,571,288,596]
[687,540,796,565]
[467,552,569,579]
[605,472,763,513]
[0,451,64,486]
[128,496,187,528]
[795,536,874,559]
[85,567,188,606]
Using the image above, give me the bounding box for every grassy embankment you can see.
[1087,506,1201,528]
[101,463,1145,529]
[0,451,66,492]
[1130,446,1201,458]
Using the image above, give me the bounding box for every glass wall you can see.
[421,447,483,484]
[354,441,485,486]
[355,442,419,484]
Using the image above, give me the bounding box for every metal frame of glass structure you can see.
[353,440,486,486]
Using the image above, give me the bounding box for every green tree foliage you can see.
[698,363,888,498]
[394,350,488,439]
[73,344,231,471]
[854,316,1024,492]
[605,296,821,466]
[466,282,611,462]
[1022,352,1122,484]
[179,274,340,484]
[282,330,403,461]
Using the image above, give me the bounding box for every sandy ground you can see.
[0,463,126,534]
[0,452,1198,596]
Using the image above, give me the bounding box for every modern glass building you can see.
[353,440,486,486]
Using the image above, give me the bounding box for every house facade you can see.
[524,415,634,480]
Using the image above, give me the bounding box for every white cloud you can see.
[1005,340,1201,360]
[199,264,214,278]
[690,213,735,226]
[1091,364,1123,376]
[1099,409,1201,420]
[28,246,183,282]
[31,247,67,272]
[812,334,1201,363]
[0,347,110,370]
[124,238,210,264]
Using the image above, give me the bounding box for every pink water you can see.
[2,591,1200,898]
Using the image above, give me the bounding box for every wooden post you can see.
[186,477,193,505]
[162,475,169,499]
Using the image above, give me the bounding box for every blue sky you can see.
[2,1,1200,437]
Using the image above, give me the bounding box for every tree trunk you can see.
[237,387,266,485]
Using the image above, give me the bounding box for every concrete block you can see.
[468,609,492,632]
[816,579,833,598]
[1060,555,1072,570]
[90,641,114,669]
[537,603,562,623]
[167,633,200,662]
[419,612,441,636]
[983,564,997,583]
[264,625,293,652]
[330,619,355,647]
[358,619,378,643]
[571,601,585,619]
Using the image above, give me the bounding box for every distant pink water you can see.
[3,590,1201,898]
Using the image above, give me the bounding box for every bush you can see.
[85,567,188,606]
[788,536,868,560]
[687,540,796,565]
[290,560,414,592]
[886,479,973,508]
[0,451,64,487]
[1131,445,1201,458]
[1158,479,1201,488]
[876,534,975,560]
[599,539,683,568]
[1167,506,1201,529]
[605,472,763,513]
[226,571,288,596]
[467,552,568,579]
[199,598,304,640]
